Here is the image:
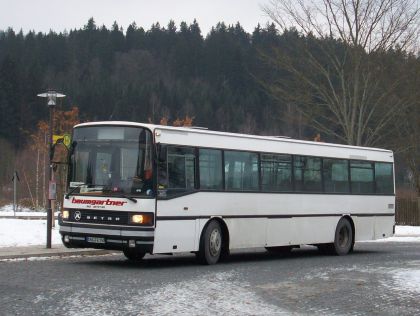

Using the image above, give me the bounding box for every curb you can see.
[0,248,117,260]
[0,216,51,220]
[0,215,58,220]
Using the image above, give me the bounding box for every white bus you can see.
[59,121,395,264]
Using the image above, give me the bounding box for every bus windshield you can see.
[68,126,154,197]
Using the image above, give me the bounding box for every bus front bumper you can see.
[59,223,154,252]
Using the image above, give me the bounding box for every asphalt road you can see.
[1,242,419,316]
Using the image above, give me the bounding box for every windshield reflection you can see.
[68,126,154,197]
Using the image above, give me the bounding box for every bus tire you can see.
[123,248,146,261]
[198,220,222,265]
[331,217,354,255]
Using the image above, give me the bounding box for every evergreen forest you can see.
[0,18,419,205]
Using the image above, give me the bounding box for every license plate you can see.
[86,237,105,244]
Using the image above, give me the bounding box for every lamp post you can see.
[37,90,66,248]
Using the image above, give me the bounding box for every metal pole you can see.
[13,171,17,216]
[46,105,53,249]
[38,90,65,249]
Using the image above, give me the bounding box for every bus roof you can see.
[74,121,393,155]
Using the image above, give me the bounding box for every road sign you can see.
[48,180,57,200]
[53,133,71,148]
[63,134,71,147]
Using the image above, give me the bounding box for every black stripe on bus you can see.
[62,222,155,231]
[156,213,394,221]
[67,232,155,242]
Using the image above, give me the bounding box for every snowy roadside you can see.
[367,225,420,243]
[0,204,59,217]
[1,203,419,247]
[0,219,62,247]
[0,215,419,248]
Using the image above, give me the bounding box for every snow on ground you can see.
[373,236,420,242]
[391,269,420,294]
[0,219,61,247]
[37,272,288,315]
[369,225,420,243]
[136,272,288,315]
[0,204,45,217]
[395,225,420,236]
[0,204,59,217]
[0,213,419,248]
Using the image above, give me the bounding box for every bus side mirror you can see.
[157,143,167,162]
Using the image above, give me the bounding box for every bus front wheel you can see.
[197,220,222,265]
[123,248,146,261]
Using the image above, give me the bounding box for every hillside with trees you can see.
[0,14,419,206]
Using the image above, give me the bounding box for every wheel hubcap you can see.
[209,228,221,257]
[338,226,350,249]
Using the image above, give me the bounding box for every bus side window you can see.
[323,158,350,193]
[350,161,374,194]
[294,156,322,192]
[261,154,292,192]
[164,146,196,190]
[375,162,393,194]
[199,149,223,190]
[224,151,259,191]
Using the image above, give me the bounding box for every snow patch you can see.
[0,204,47,216]
[395,225,420,236]
[0,253,117,263]
[367,236,420,243]
[0,219,61,247]
[391,269,420,294]
[47,272,288,315]
[139,272,286,315]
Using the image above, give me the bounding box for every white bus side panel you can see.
[291,217,339,245]
[354,217,375,240]
[153,193,394,253]
[353,216,394,241]
[153,220,197,253]
[225,218,267,248]
[266,219,293,246]
[374,216,394,239]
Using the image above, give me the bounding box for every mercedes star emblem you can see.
[74,211,82,221]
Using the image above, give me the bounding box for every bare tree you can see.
[262,0,420,146]
[390,57,420,195]
[397,102,420,195]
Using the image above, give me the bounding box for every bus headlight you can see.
[62,209,70,220]
[130,213,153,225]
[131,214,144,224]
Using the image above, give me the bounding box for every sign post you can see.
[12,171,19,217]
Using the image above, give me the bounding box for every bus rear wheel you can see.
[197,220,222,265]
[319,217,354,255]
[123,248,146,261]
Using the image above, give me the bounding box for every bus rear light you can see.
[130,213,153,225]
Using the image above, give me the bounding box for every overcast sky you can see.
[0,0,272,35]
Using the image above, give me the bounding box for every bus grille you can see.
[68,209,129,225]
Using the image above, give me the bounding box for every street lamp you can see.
[37,90,66,248]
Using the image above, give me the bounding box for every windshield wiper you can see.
[65,183,105,199]
[113,194,137,203]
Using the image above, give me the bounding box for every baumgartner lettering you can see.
[71,197,127,206]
